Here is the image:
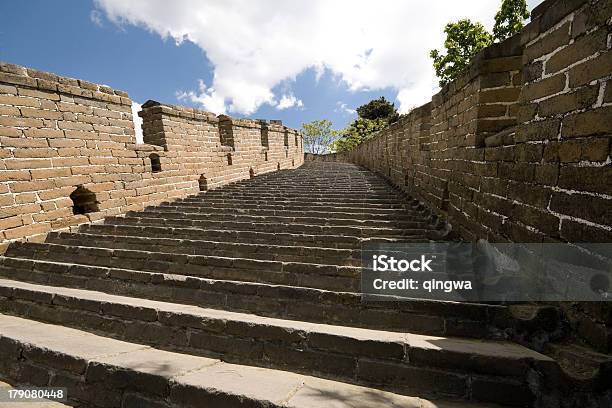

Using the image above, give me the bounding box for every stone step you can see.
[0,280,552,406]
[0,256,538,340]
[221,186,397,193]
[205,189,400,198]
[3,242,361,291]
[184,197,410,209]
[187,193,407,205]
[45,232,362,266]
[152,203,425,220]
[0,314,505,408]
[79,223,428,250]
[107,215,430,239]
[126,209,429,229]
[163,199,415,213]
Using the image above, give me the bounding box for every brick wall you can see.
[0,63,303,249]
[337,0,611,244]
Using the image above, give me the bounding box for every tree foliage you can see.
[301,119,338,154]
[430,19,492,86]
[356,96,399,122]
[332,96,401,152]
[430,0,531,86]
[333,117,389,153]
[493,0,530,41]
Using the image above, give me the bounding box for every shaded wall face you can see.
[338,0,611,244]
[0,64,303,247]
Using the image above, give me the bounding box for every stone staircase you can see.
[0,162,606,407]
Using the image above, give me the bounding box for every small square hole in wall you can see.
[199,174,208,191]
[149,153,161,173]
[277,162,281,171]
[227,153,233,165]
[249,168,255,178]
[264,151,268,161]
[70,185,99,215]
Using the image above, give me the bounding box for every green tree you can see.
[493,0,530,41]
[333,117,388,152]
[356,96,399,122]
[301,119,338,154]
[430,19,493,86]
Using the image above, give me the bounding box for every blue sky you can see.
[0,0,542,131]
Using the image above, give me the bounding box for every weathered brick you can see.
[560,220,612,242]
[561,106,612,138]
[537,84,598,116]
[524,22,570,61]
[0,136,48,149]
[512,204,559,235]
[545,29,608,74]
[23,128,64,139]
[521,73,566,102]
[9,180,56,193]
[558,166,612,195]
[479,87,521,105]
[19,107,62,120]
[535,163,559,185]
[550,192,611,225]
[568,51,612,88]
[516,119,560,142]
[0,116,44,128]
[3,223,50,240]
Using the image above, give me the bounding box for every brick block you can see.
[550,192,611,225]
[521,73,566,102]
[512,204,559,236]
[515,119,560,142]
[569,51,612,87]
[561,107,612,138]
[537,84,598,117]
[545,29,608,75]
[524,22,570,61]
[558,166,612,195]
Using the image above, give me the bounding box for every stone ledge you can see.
[0,62,131,106]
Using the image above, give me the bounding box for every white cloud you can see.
[95,0,544,115]
[90,9,104,27]
[131,101,143,143]
[335,101,356,116]
[276,94,303,110]
[177,79,226,114]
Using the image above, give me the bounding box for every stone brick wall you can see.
[337,0,611,244]
[0,63,303,249]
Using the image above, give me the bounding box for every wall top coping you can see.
[0,61,132,106]
[141,100,300,135]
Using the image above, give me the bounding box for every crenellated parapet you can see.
[0,64,303,246]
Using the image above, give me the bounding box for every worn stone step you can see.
[152,203,426,220]
[109,215,428,238]
[186,197,409,209]
[0,256,533,341]
[127,209,429,229]
[80,223,426,250]
[188,193,407,205]
[3,242,361,291]
[205,189,400,198]
[45,232,362,266]
[0,314,506,408]
[0,280,552,406]
[165,199,415,213]
[221,187,397,194]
